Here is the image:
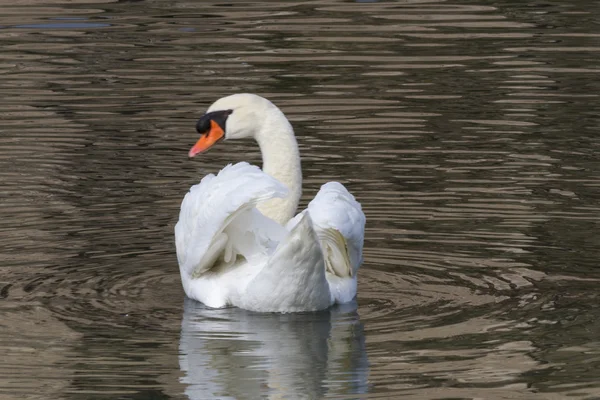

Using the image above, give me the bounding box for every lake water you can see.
[1,0,599,399]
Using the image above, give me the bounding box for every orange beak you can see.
[188,120,225,157]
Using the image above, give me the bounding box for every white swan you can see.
[175,94,365,312]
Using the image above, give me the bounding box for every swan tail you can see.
[241,213,332,312]
[175,162,288,279]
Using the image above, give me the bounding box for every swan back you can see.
[239,213,332,312]
[175,162,333,311]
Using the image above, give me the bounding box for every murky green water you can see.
[1,0,599,399]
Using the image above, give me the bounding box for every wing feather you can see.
[175,162,288,279]
[306,182,366,278]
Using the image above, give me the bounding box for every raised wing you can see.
[303,182,366,303]
[175,162,288,280]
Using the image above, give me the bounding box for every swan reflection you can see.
[179,298,369,399]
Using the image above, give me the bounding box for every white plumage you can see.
[175,94,366,312]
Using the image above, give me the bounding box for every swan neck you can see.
[254,109,302,225]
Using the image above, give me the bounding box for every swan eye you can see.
[196,109,233,134]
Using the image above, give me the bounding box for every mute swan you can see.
[175,94,365,312]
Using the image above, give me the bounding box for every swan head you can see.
[189,93,275,157]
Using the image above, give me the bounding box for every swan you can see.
[175,93,365,312]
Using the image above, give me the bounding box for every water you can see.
[1,0,599,398]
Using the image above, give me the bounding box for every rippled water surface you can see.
[1,0,600,399]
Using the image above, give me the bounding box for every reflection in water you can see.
[179,299,368,399]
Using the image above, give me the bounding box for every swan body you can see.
[175,94,365,312]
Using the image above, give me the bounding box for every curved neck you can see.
[254,107,302,225]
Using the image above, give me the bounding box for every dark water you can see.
[1,0,600,398]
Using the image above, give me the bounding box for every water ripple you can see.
[1,0,599,398]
